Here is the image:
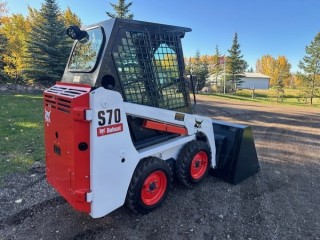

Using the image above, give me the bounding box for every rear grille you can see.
[46,86,87,97]
[44,85,90,114]
[44,95,71,113]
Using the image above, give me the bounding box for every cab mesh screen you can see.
[113,30,187,110]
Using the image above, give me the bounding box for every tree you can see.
[106,0,134,19]
[62,7,81,27]
[256,55,274,81]
[256,55,291,101]
[298,32,320,105]
[227,33,247,91]
[256,55,291,87]
[191,50,209,91]
[0,30,8,82]
[210,45,224,87]
[24,0,69,84]
[60,7,82,68]
[1,14,30,83]
[0,1,7,17]
[0,0,8,81]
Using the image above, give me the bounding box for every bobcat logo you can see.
[45,108,51,125]
[194,119,203,128]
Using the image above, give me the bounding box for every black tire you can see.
[177,140,211,188]
[125,157,172,214]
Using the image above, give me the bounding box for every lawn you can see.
[0,94,44,180]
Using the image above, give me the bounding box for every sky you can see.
[6,0,320,72]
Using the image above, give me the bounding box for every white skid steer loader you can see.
[44,18,260,218]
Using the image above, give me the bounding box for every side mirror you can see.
[66,26,87,40]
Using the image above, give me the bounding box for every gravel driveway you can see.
[1,95,319,240]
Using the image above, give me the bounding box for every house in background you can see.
[206,72,271,90]
[239,72,271,90]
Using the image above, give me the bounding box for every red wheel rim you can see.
[141,170,167,206]
[190,151,208,180]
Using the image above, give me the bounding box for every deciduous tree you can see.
[256,55,291,87]
[0,0,8,81]
[62,7,81,27]
[106,0,134,19]
[1,14,29,83]
[298,32,320,105]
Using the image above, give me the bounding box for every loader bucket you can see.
[211,120,260,184]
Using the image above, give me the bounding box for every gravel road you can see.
[1,95,319,240]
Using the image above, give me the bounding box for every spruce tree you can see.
[24,0,68,85]
[211,45,223,87]
[192,50,208,91]
[298,32,320,105]
[106,0,134,19]
[227,33,247,91]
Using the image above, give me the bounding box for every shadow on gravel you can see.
[2,197,66,226]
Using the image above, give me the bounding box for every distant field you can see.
[0,94,44,180]
[211,88,320,107]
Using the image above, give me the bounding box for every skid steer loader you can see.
[44,18,260,218]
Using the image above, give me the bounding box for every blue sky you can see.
[6,0,320,72]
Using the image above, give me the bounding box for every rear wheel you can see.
[126,157,172,214]
[177,140,211,188]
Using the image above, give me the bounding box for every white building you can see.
[240,72,270,89]
[206,72,271,90]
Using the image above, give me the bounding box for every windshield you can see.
[68,27,104,71]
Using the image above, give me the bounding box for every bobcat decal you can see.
[194,119,203,128]
[45,108,51,126]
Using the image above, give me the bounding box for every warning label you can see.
[97,123,123,137]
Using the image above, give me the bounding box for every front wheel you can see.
[126,157,172,214]
[177,140,211,188]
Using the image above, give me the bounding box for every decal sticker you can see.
[194,119,203,128]
[175,113,185,121]
[97,123,123,137]
[45,108,51,126]
[73,76,81,83]
[98,108,121,126]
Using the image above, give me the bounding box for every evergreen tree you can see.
[271,63,285,103]
[106,0,134,19]
[24,0,68,84]
[192,50,208,91]
[211,45,223,86]
[227,33,247,91]
[298,32,320,105]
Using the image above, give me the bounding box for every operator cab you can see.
[62,18,192,113]
[62,18,192,148]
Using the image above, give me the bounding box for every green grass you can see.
[0,94,44,180]
[208,88,320,107]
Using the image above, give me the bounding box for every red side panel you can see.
[142,120,188,135]
[44,82,91,213]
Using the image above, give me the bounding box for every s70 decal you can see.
[98,108,121,126]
